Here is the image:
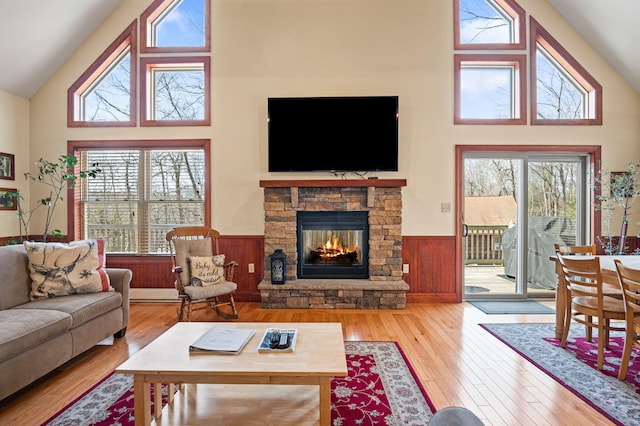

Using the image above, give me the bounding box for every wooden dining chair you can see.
[554,243,596,256]
[166,226,239,321]
[613,259,640,380]
[556,255,626,370]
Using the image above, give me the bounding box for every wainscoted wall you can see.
[105,235,266,302]
[103,234,457,303]
[402,236,458,303]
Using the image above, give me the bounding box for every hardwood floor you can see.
[0,301,614,426]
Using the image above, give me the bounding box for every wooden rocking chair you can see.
[166,226,239,321]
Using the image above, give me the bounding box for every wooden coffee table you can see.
[115,322,347,426]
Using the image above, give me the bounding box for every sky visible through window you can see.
[154,0,205,47]
[460,66,513,119]
[459,0,513,44]
[457,0,519,120]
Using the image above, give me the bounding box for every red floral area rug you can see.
[481,323,640,426]
[42,341,435,426]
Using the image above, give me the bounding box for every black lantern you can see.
[270,249,286,284]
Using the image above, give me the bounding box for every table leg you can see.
[133,375,151,426]
[553,258,565,340]
[319,376,331,426]
[153,383,162,418]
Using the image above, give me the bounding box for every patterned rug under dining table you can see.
[115,322,347,426]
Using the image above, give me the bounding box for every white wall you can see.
[26,0,640,237]
[0,89,29,238]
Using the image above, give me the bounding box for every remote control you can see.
[277,333,289,349]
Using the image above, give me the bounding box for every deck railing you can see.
[464,225,507,265]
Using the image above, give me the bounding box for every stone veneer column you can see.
[263,186,403,282]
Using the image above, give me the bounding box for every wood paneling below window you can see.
[106,235,265,302]
[99,235,459,303]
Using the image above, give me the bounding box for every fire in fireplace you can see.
[306,233,360,264]
[297,211,369,279]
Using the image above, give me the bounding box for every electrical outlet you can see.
[248,263,255,273]
[441,202,451,213]
[402,263,409,274]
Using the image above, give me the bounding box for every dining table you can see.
[550,254,640,340]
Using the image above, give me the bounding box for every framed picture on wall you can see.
[0,153,15,180]
[0,188,17,210]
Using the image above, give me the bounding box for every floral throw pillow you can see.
[189,254,226,286]
[25,238,113,300]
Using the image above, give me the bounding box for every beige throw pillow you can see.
[189,254,226,286]
[25,238,113,300]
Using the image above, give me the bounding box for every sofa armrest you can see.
[106,268,132,329]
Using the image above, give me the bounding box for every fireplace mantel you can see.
[259,179,407,188]
[260,179,406,207]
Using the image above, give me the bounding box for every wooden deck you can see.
[464,265,555,297]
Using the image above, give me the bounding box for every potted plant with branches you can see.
[594,162,640,255]
[10,155,101,242]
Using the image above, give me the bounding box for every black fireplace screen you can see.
[297,211,368,279]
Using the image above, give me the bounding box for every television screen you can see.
[268,96,398,172]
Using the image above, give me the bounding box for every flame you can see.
[316,235,358,259]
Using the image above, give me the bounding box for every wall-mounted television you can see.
[268,96,399,172]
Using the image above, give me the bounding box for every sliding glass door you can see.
[462,152,588,299]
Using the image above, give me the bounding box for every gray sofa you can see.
[0,244,131,401]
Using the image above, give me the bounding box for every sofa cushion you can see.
[0,245,32,310]
[24,238,113,300]
[0,309,72,363]
[12,292,123,329]
[189,254,226,286]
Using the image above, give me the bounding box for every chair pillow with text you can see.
[25,238,112,300]
[189,254,226,286]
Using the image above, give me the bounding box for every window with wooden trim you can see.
[140,0,210,53]
[454,1,602,126]
[70,140,210,254]
[454,0,526,50]
[67,21,137,127]
[530,17,602,125]
[68,0,211,127]
[454,54,526,124]
[140,57,211,126]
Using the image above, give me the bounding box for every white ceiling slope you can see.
[0,0,637,99]
[0,0,122,99]
[545,0,640,94]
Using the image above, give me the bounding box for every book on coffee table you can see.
[257,328,298,353]
[189,326,255,354]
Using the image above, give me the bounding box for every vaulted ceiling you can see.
[0,0,638,99]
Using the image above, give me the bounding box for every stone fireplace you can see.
[258,179,409,309]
